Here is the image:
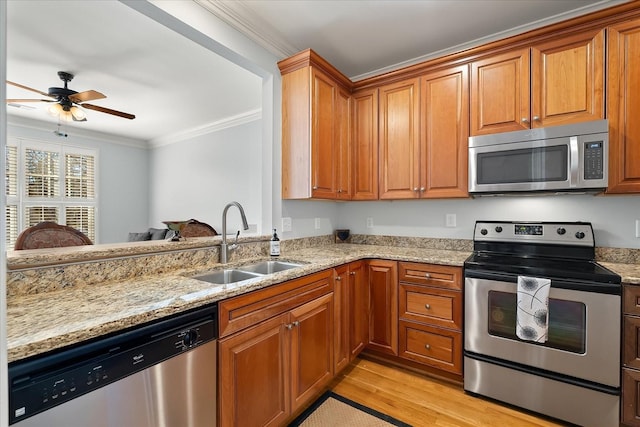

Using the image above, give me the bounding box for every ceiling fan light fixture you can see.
[59,109,74,122]
[47,102,63,117]
[70,106,86,121]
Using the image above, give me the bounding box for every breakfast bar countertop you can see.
[6,243,471,363]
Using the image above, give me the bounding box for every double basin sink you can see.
[192,260,303,285]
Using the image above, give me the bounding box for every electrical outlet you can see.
[282,217,292,232]
[446,214,457,227]
[315,218,321,230]
[636,220,640,238]
[366,217,374,228]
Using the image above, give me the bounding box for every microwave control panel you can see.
[584,142,604,180]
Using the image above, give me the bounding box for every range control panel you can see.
[474,221,594,246]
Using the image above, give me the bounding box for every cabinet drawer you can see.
[399,262,461,290]
[399,321,462,374]
[624,285,640,316]
[624,315,640,370]
[399,283,462,330]
[623,368,640,427]
[218,270,333,338]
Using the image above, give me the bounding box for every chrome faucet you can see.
[220,201,249,263]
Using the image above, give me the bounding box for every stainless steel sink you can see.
[238,261,303,274]
[192,260,303,285]
[192,269,262,285]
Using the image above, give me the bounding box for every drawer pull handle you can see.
[424,273,431,278]
[425,344,431,350]
[425,304,431,310]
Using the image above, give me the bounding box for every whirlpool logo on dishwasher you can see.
[132,353,145,365]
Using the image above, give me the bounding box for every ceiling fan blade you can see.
[6,98,55,103]
[6,80,54,98]
[81,103,135,120]
[69,90,106,103]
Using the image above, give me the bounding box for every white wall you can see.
[282,195,640,249]
[7,119,149,244]
[148,119,263,235]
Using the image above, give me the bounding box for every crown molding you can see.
[148,108,262,148]
[194,0,298,59]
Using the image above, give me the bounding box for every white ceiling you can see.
[5,0,627,143]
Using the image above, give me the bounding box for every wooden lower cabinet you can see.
[334,261,369,373]
[397,262,463,375]
[367,259,398,355]
[623,284,640,426]
[218,271,334,427]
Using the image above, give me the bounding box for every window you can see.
[5,138,98,248]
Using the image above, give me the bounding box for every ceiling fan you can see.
[6,71,135,122]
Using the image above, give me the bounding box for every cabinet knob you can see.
[337,189,342,193]
[312,186,318,190]
[425,304,431,310]
[521,118,529,123]
[335,276,342,281]
[350,271,356,276]
[533,115,540,121]
[424,273,431,278]
[285,323,294,330]
[425,344,431,350]
[420,187,425,192]
[413,187,419,192]
[292,321,299,327]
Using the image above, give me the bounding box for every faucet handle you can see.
[234,230,240,243]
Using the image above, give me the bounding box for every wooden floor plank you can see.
[329,357,567,427]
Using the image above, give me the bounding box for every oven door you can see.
[464,275,620,388]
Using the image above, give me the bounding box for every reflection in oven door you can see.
[464,276,620,427]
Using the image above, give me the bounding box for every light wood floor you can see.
[329,357,567,427]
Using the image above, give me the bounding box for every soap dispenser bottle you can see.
[270,228,280,256]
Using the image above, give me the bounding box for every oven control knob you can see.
[480,228,488,235]
[575,231,585,239]
[495,226,503,233]
[557,227,566,235]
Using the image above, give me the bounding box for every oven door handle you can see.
[464,268,621,295]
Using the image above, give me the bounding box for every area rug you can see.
[288,391,412,427]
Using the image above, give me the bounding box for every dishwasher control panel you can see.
[8,306,217,425]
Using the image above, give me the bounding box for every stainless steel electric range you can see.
[463,221,621,427]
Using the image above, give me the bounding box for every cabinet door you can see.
[608,19,640,194]
[219,314,289,427]
[349,261,369,359]
[333,265,350,373]
[531,29,604,128]
[290,293,334,413]
[311,67,337,199]
[470,48,530,135]
[420,65,469,198]
[335,87,352,199]
[379,78,420,199]
[352,88,379,200]
[367,260,398,355]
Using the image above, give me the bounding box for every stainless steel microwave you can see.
[468,120,609,195]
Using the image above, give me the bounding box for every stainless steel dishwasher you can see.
[8,304,217,427]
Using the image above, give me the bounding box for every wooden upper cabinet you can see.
[470,48,530,135]
[607,18,640,194]
[310,68,337,199]
[379,78,421,199]
[351,88,379,200]
[335,87,352,199]
[531,28,605,128]
[470,28,605,136]
[279,50,352,200]
[420,65,469,198]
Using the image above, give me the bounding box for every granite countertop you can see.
[6,244,470,363]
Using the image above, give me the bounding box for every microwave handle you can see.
[569,136,579,187]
